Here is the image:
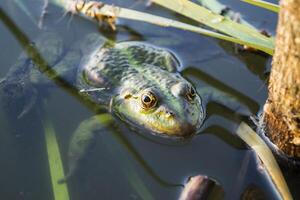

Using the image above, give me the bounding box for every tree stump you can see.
[263,0,300,160]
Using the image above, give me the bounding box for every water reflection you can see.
[0,1,288,199]
[0,3,182,189]
[183,67,259,113]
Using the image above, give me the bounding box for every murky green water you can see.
[0,0,299,200]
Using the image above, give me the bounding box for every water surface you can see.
[1,0,298,200]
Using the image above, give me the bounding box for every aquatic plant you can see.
[7,1,298,200]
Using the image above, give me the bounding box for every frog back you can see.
[77,41,181,104]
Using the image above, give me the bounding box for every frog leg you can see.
[24,45,83,118]
[0,32,65,118]
[198,86,252,116]
[59,113,114,183]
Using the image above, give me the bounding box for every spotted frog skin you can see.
[0,32,246,181]
[78,40,204,136]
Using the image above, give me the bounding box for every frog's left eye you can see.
[141,92,157,109]
[186,86,196,101]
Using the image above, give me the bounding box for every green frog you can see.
[0,32,248,181]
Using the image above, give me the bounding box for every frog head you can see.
[113,78,205,138]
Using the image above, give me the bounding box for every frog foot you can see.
[0,77,38,118]
[57,164,76,184]
[57,178,66,184]
[0,78,5,86]
[57,173,71,184]
[17,89,38,118]
[38,0,49,29]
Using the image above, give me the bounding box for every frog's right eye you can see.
[186,86,196,101]
[141,91,157,109]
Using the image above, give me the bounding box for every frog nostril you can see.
[165,111,174,118]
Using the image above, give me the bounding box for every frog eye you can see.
[141,91,157,109]
[186,86,196,101]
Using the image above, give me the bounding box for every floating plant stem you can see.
[152,0,274,54]
[13,0,275,54]
[236,122,292,200]
[241,0,279,13]
[51,0,273,54]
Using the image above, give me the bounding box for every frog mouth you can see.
[112,112,194,140]
[111,95,205,137]
[112,107,204,138]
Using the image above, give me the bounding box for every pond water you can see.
[0,0,298,200]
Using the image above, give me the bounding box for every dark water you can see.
[0,0,298,200]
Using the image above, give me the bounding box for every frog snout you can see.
[165,110,175,118]
[154,105,199,136]
[158,106,174,118]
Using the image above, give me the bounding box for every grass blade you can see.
[43,114,70,200]
[103,6,272,54]
[241,0,279,13]
[52,0,273,54]
[153,0,274,54]
[236,122,292,200]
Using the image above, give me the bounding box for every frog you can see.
[0,31,249,181]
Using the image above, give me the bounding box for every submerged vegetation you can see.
[0,0,298,199]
